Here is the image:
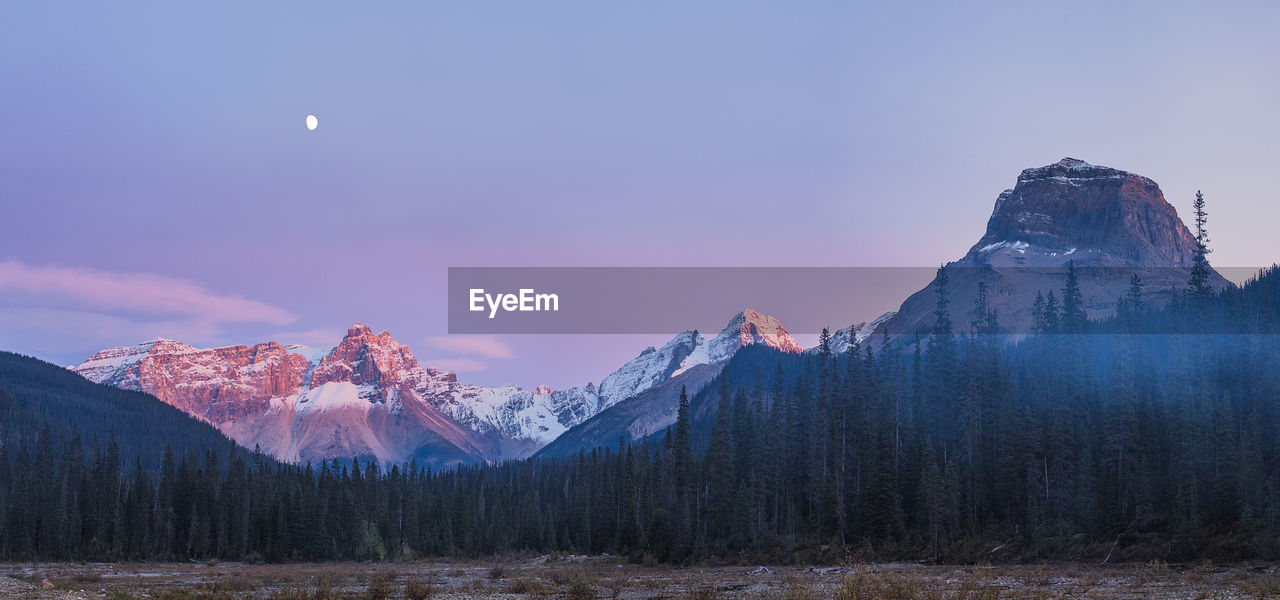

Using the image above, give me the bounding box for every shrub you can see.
[835,572,929,600]
[365,571,394,600]
[564,576,598,600]
[506,577,550,595]
[404,578,435,600]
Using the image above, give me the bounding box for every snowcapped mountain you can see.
[423,309,801,450]
[596,309,802,408]
[72,324,579,466]
[74,310,804,466]
[536,309,803,458]
[75,325,499,466]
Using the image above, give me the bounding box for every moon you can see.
[305,114,318,131]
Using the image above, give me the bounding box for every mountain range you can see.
[69,158,1228,467]
[73,309,805,466]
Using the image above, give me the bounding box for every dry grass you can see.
[6,559,1280,599]
[402,577,435,600]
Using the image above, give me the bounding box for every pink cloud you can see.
[423,334,513,359]
[0,259,295,325]
[422,357,489,373]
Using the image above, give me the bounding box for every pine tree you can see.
[926,266,959,457]
[672,385,693,544]
[971,280,1000,334]
[1116,274,1145,333]
[1032,291,1045,334]
[932,266,953,336]
[1038,290,1060,334]
[1060,263,1086,333]
[920,444,945,559]
[1188,190,1214,303]
[705,377,735,545]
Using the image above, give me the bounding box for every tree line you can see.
[6,195,1280,563]
[4,260,1280,563]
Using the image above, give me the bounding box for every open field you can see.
[4,558,1280,599]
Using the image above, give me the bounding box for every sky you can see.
[2,2,1279,389]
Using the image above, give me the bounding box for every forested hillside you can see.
[0,350,258,473]
[3,265,1280,563]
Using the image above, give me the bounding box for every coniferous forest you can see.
[4,263,1280,564]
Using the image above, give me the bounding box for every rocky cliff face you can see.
[73,310,802,465]
[965,158,1201,268]
[75,324,499,467]
[877,158,1229,337]
[74,338,313,423]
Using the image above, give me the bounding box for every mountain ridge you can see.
[73,309,806,466]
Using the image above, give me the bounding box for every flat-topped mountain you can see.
[877,158,1230,337]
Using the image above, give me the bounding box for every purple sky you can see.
[3,2,1279,389]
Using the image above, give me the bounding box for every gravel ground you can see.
[0,574,98,600]
[3,559,1280,599]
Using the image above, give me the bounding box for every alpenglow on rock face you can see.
[876,157,1229,337]
[73,310,803,466]
[72,324,594,466]
[76,325,488,466]
[965,157,1201,268]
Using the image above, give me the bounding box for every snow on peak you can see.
[709,308,803,362]
[73,338,199,383]
[806,311,897,355]
[285,344,330,365]
[596,310,802,409]
[1016,157,1131,186]
[1055,157,1093,169]
[597,330,700,410]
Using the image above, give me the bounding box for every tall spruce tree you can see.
[1188,190,1213,303]
[672,385,693,543]
[1060,263,1086,333]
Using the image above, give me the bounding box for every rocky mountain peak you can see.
[1015,157,1119,183]
[876,158,1228,338]
[346,323,374,337]
[966,157,1198,268]
[713,308,803,360]
[311,323,419,389]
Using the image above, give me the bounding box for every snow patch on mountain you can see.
[601,309,802,405]
[806,311,898,355]
[597,331,699,409]
[440,384,569,448]
[295,381,371,416]
[285,344,330,365]
[73,309,805,462]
